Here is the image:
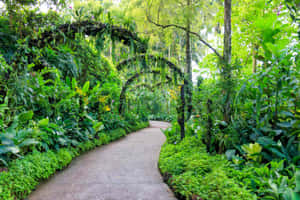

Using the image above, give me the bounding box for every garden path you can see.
[28,121,176,200]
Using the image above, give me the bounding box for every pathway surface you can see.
[28,121,176,200]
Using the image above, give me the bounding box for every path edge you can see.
[0,121,149,200]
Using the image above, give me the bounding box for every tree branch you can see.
[146,14,222,59]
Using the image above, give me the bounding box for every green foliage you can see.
[0,148,73,200]
[0,113,41,166]
[162,121,298,200]
[0,0,298,199]
[162,121,182,144]
[191,0,300,161]
[41,45,79,78]
[148,113,175,122]
[241,142,263,162]
[226,160,297,200]
[107,128,127,141]
[159,136,255,200]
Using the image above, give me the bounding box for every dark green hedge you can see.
[0,121,149,200]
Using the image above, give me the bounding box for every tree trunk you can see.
[178,84,185,140]
[224,0,232,65]
[206,99,213,152]
[185,0,193,120]
[222,0,232,123]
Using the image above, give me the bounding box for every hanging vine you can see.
[29,20,147,53]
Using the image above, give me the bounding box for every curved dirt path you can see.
[28,121,176,200]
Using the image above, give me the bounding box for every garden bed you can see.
[159,136,257,200]
[158,134,299,200]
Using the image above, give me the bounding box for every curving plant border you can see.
[0,121,149,200]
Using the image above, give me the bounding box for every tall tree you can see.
[222,0,232,123]
[143,0,201,137]
[146,0,233,123]
[185,0,193,120]
[119,0,233,129]
[144,0,217,126]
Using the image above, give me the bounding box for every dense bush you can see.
[159,136,255,200]
[148,113,175,122]
[0,149,73,200]
[161,123,299,200]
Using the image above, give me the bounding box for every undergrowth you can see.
[159,136,255,200]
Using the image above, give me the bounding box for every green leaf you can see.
[93,121,104,133]
[277,122,292,128]
[0,157,8,166]
[0,145,20,154]
[267,147,286,159]
[19,139,39,147]
[38,118,49,127]
[18,111,34,123]
[82,81,90,93]
[257,136,277,147]
[71,78,77,89]
[0,136,14,145]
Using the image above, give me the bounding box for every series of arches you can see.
[27,20,187,139]
[118,70,174,113]
[28,20,185,113]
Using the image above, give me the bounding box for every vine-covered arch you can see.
[29,21,187,139]
[1,20,147,104]
[119,70,173,113]
[116,54,186,139]
[116,54,184,77]
[29,20,147,53]
[129,80,173,93]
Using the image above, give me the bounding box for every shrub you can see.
[159,136,255,200]
[0,149,73,200]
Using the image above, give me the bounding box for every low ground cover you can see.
[159,123,299,200]
[0,121,149,200]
